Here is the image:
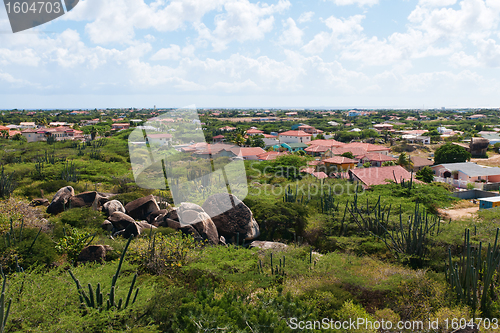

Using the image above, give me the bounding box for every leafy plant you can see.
[68,236,139,311]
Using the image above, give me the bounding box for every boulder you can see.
[202,193,260,242]
[77,245,113,264]
[177,203,218,244]
[106,212,135,231]
[147,209,170,225]
[101,220,113,232]
[166,209,179,222]
[156,216,202,241]
[102,200,126,216]
[29,198,49,207]
[122,221,156,239]
[125,195,160,220]
[47,186,75,215]
[249,241,288,250]
[69,191,104,209]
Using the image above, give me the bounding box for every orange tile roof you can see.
[323,156,358,164]
[233,147,266,157]
[356,153,396,162]
[329,147,367,156]
[246,129,264,134]
[349,165,420,187]
[312,172,328,179]
[307,139,344,147]
[343,142,390,152]
[278,130,311,137]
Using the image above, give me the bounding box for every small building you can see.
[246,128,264,136]
[401,135,430,145]
[147,133,173,145]
[357,153,397,167]
[373,124,394,131]
[278,130,312,144]
[112,123,130,130]
[479,196,500,209]
[212,135,225,143]
[323,156,358,172]
[410,156,434,172]
[19,122,36,129]
[349,165,418,188]
[279,142,308,152]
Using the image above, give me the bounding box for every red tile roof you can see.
[263,134,277,138]
[349,165,419,187]
[257,151,288,161]
[343,142,390,152]
[308,139,344,147]
[312,172,328,179]
[305,145,331,153]
[246,129,264,134]
[212,135,225,139]
[323,156,358,164]
[411,156,434,168]
[357,153,396,162]
[233,147,266,157]
[278,130,312,137]
[329,147,367,156]
[300,167,316,174]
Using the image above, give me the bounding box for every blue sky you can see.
[1,0,500,109]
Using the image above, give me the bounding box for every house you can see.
[410,156,434,172]
[479,197,500,209]
[19,122,36,129]
[232,147,266,160]
[246,128,264,136]
[342,142,390,155]
[322,156,358,172]
[21,128,46,142]
[356,153,397,167]
[147,133,173,145]
[81,119,100,126]
[278,130,312,144]
[219,126,236,131]
[373,124,394,132]
[277,142,308,152]
[467,114,487,120]
[297,125,323,135]
[49,122,69,127]
[349,165,417,188]
[112,123,130,130]
[212,135,225,143]
[401,135,431,145]
[432,162,500,188]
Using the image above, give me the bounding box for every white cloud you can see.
[341,36,403,66]
[302,15,364,54]
[449,51,480,67]
[418,0,457,6]
[330,0,379,7]
[279,18,304,46]
[297,11,314,23]
[198,0,291,51]
[151,45,182,61]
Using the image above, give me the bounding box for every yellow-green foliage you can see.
[335,300,377,333]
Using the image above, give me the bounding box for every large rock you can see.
[77,245,113,264]
[106,212,135,231]
[202,193,260,242]
[69,191,104,209]
[121,221,156,239]
[177,203,218,244]
[125,195,160,220]
[102,200,126,217]
[155,213,203,241]
[147,209,170,225]
[47,186,75,215]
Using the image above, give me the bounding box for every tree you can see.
[314,133,325,140]
[415,166,434,183]
[434,143,471,164]
[382,161,396,166]
[397,152,414,170]
[250,135,265,148]
[341,152,355,159]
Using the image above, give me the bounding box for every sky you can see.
[1,0,500,109]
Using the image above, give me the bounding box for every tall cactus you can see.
[446,228,500,316]
[0,267,11,333]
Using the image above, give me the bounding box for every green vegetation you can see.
[1,108,500,331]
[434,143,472,164]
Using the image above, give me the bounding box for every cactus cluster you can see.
[283,184,309,204]
[0,166,15,199]
[68,236,139,311]
[3,219,41,253]
[257,252,286,277]
[446,228,500,316]
[61,161,78,182]
[0,267,11,333]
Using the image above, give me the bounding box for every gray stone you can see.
[102,200,126,216]
[202,193,260,241]
[125,195,160,220]
[77,245,113,264]
[122,221,156,239]
[107,212,135,230]
[47,186,75,214]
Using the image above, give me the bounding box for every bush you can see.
[58,207,105,229]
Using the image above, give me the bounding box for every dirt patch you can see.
[438,206,479,220]
[472,153,500,167]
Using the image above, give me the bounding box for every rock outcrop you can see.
[46,186,75,214]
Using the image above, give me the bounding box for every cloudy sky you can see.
[1,0,500,109]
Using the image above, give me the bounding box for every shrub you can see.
[58,207,105,229]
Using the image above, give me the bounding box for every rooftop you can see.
[434,162,500,177]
